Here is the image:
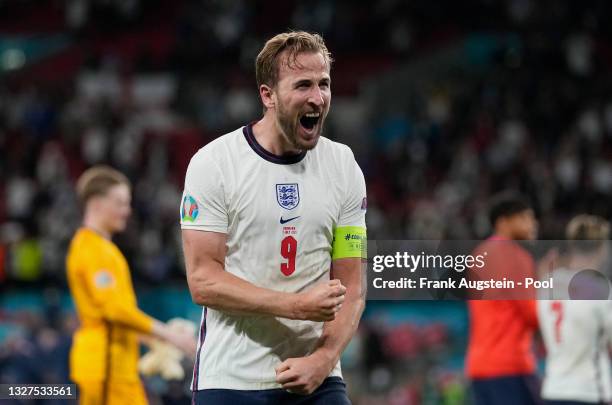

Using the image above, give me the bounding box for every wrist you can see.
[310,347,337,371]
[289,292,305,320]
[152,320,169,341]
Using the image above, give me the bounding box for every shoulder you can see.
[314,137,362,179]
[67,229,103,267]
[68,229,97,251]
[190,127,243,164]
[514,242,534,262]
[187,127,245,176]
[316,136,356,162]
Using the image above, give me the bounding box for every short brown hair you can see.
[255,31,333,88]
[566,214,610,254]
[76,165,130,205]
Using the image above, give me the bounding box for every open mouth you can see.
[299,112,320,131]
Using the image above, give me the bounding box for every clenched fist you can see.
[275,351,334,395]
[294,279,346,321]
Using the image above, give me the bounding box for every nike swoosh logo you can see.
[280,216,300,224]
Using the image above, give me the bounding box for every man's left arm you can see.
[317,256,367,364]
[275,257,365,394]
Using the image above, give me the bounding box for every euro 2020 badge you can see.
[276,183,300,210]
[182,195,199,222]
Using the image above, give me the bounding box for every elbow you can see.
[352,290,366,320]
[345,289,366,318]
[189,284,213,307]
[351,284,366,309]
[187,273,218,307]
[191,291,212,307]
[356,296,366,317]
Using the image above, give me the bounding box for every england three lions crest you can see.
[276,183,300,210]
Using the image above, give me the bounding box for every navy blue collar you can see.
[243,123,307,165]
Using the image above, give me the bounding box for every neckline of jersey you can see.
[80,226,111,241]
[243,122,307,165]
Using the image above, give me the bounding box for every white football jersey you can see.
[538,268,612,402]
[180,124,367,390]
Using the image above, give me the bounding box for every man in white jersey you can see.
[180,31,366,404]
[538,215,611,405]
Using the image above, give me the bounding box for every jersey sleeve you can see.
[337,149,367,228]
[180,150,228,233]
[79,254,154,334]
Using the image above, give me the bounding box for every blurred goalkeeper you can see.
[66,166,196,405]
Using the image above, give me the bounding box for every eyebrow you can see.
[294,79,312,87]
[293,77,331,87]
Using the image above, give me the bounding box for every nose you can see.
[308,86,325,107]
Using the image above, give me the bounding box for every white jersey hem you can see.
[194,369,342,391]
[180,224,228,233]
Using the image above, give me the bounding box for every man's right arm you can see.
[182,229,345,321]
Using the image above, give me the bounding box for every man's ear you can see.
[260,84,275,110]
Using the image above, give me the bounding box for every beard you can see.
[275,99,325,151]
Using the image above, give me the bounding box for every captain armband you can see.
[332,226,367,260]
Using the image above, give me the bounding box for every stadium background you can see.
[0,0,610,403]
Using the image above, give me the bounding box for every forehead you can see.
[277,51,330,83]
[106,183,131,199]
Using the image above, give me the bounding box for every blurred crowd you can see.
[1,0,611,284]
[363,1,612,241]
[0,0,611,403]
[1,0,610,286]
